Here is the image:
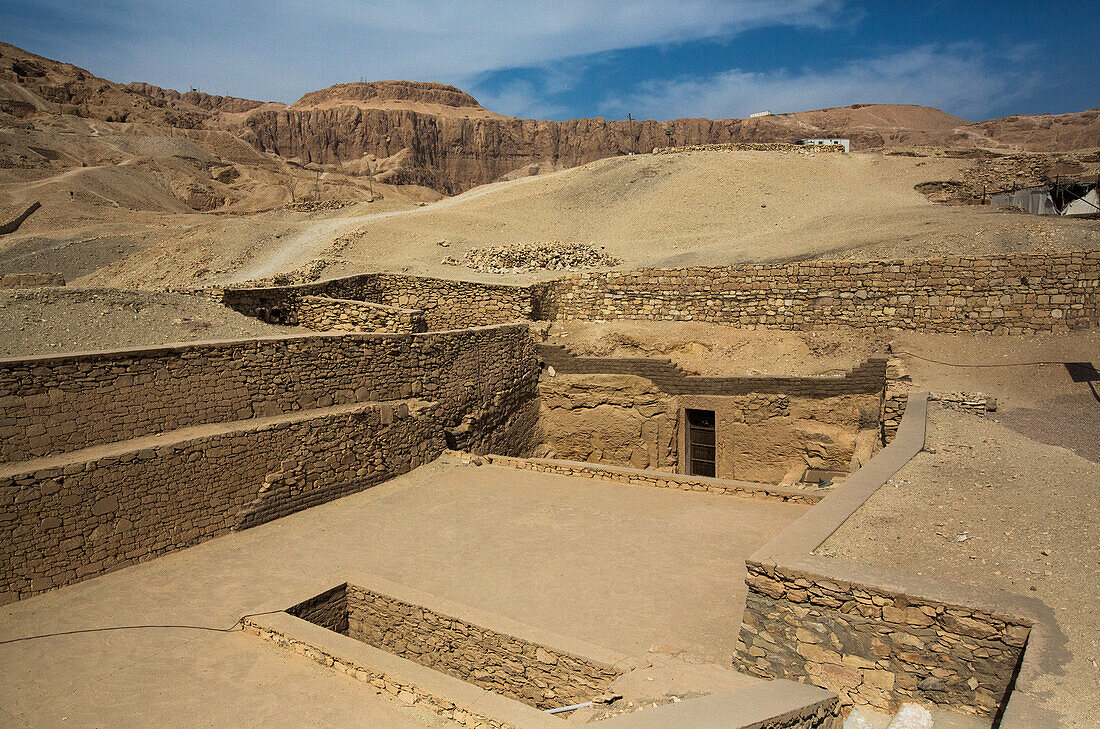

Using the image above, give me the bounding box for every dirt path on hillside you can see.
[226,167,574,282]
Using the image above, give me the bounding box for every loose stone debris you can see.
[443,241,622,273]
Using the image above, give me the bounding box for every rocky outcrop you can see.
[291,80,485,110]
[236,96,1003,193]
[125,81,271,115]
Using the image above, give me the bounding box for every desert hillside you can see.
[2,39,1098,291]
[5,41,1099,197]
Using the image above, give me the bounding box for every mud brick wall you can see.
[0,402,440,604]
[539,346,889,396]
[0,324,538,462]
[735,562,1029,717]
[343,585,620,710]
[533,251,1100,333]
[296,296,427,333]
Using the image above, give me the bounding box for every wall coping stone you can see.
[0,322,530,367]
[447,452,822,504]
[0,399,428,478]
[246,610,562,729]
[590,680,839,729]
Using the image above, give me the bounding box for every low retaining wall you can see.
[296,295,426,333]
[216,251,1098,335]
[342,584,621,710]
[0,271,64,288]
[0,400,440,604]
[246,611,559,729]
[533,251,1100,333]
[449,452,821,504]
[0,324,537,463]
[216,272,532,329]
[733,394,1054,726]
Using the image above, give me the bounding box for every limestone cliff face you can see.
[236,85,982,193]
[236,107,855,193]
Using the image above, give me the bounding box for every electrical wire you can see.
[891,351,1078,369]
[0,610,283,646]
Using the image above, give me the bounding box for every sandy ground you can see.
[0,288,304,358]
[3,150,1097,289]
[231,151,1100,285]
[0,457,805,728]
[821,405,1100,728]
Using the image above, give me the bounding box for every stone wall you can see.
[734,394,1040,720]
[676,392,880,483]
[735,563,1029,717]
[0,324,537,463]
[296,295,426,333]
[215,252,1098,335]
[0,400,440,603]
[216,272,532,330]
[287,584,349,634]
[539,346,888,397]
[533,251,1100,333]
[342,584,621,710]
[0,272,64,288]
[449,452,821,504]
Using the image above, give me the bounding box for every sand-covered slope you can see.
[238,149,1098,283]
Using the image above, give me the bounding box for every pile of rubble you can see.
[653,142,843,155]
[282,199,349,213]
[443,242,621,273]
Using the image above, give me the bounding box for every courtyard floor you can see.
[0,455,806,728]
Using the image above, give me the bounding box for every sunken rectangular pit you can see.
[280,582,622,713]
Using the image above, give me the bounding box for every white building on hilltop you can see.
[797,138,850,152]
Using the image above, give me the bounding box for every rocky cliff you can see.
[238,100,946,193]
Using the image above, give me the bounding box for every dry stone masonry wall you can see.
[0,272,65,288]
[342,584,621,711]
[534,251,1099,333]
[296,296,426,333]
[216,272,532,331]
[0,401,440,603]
[735,562,1029,717]
[0,324,537,462]
[449,452,821,504]
[215,251,1097,335]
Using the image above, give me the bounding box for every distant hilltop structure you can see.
[798,138,850,153]
[749,110,772,118]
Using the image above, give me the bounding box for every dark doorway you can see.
[686,409,716,477]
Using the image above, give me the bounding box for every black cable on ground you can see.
[0,609,283,646]
[892,350,1074,368]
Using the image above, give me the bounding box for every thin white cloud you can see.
[599,45,1043,122]
[6,0,842,102]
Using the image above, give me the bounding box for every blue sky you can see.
[2,1,1096,122]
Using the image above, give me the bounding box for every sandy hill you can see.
[228,150,1098,284]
